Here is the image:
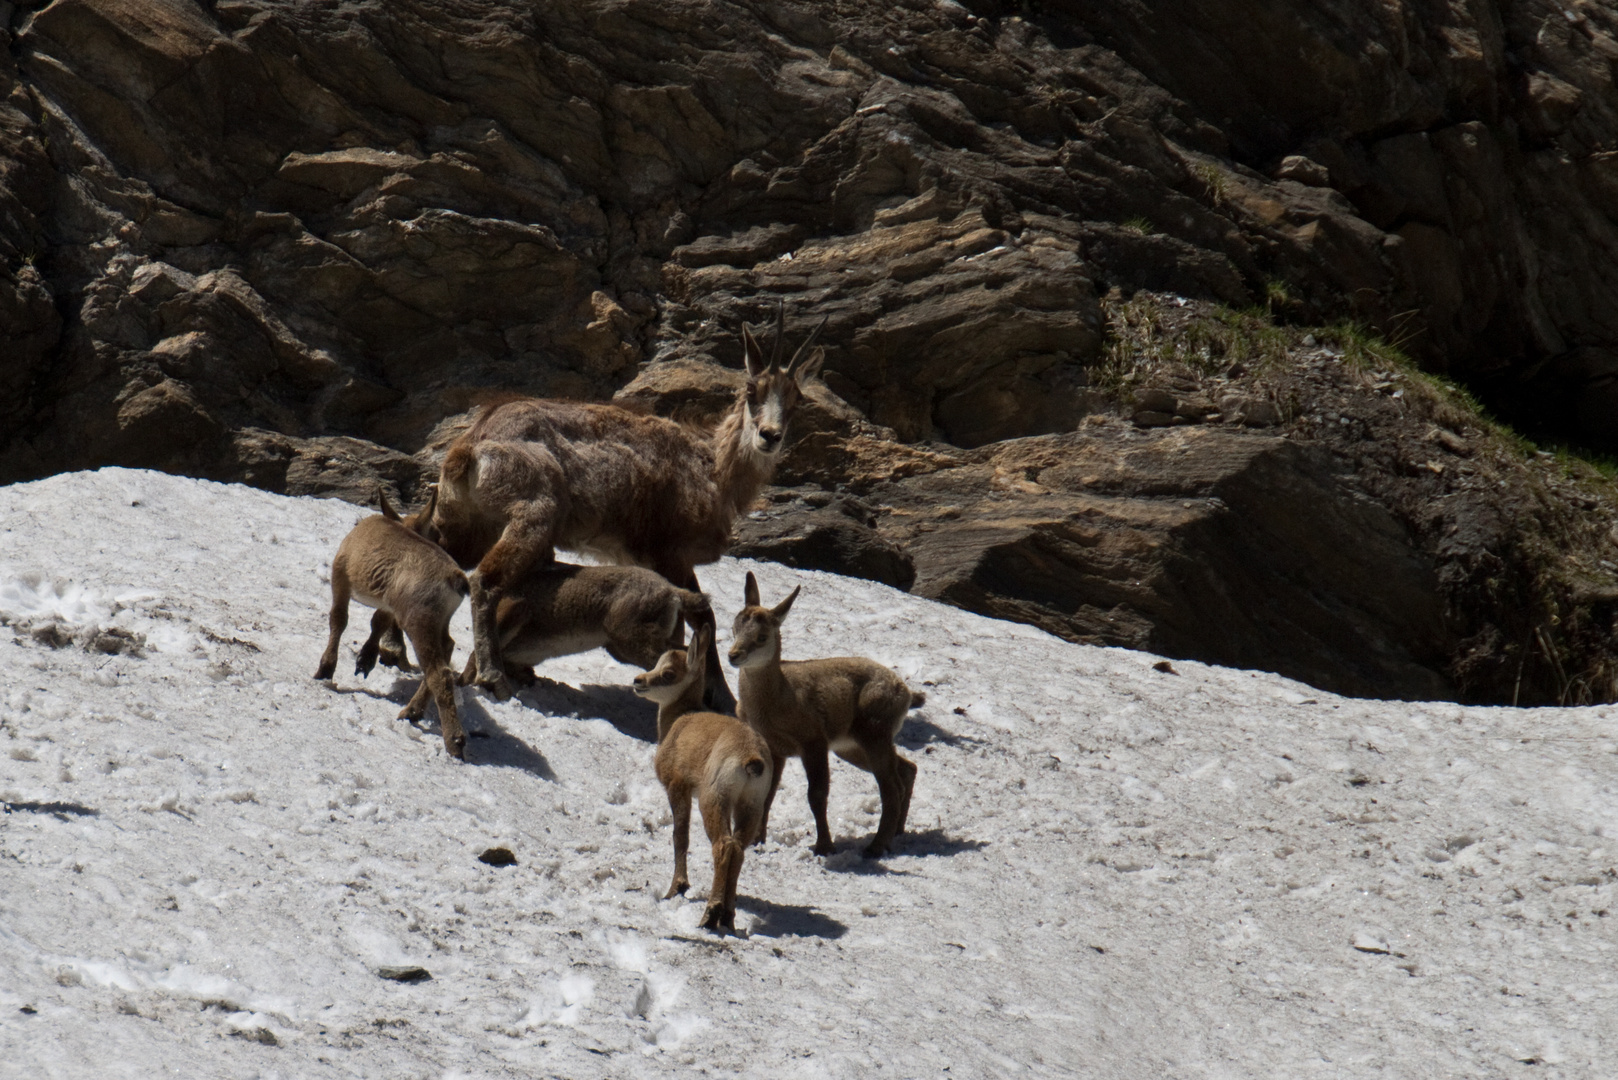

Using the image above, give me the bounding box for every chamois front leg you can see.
[469,502,559,702]
[467,570,510,701]
[314,562,350,680]
[665,782,693,900]
[802,740,836,856]
[400,615,464,758]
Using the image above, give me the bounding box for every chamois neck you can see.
[655,678,707,743]
[738,644,789,698]
[709,393,775,522]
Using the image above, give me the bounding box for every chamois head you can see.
[634,622,712,705]
[400,485,442,541]
[728,571,799,670]
[739,303,826,458]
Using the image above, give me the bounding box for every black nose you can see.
[759,428,782,448]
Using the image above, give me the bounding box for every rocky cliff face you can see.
[3,0,1617,703]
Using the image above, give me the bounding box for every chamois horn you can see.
[784,315,828,374]
[768,299,786,371]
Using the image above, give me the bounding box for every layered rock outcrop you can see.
[4,0,1618,703]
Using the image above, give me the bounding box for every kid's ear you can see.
[742,325,766,380]
[378,486,401,521]
[772,584,801,622]
[744,571,760,608]
[689,621,714,658]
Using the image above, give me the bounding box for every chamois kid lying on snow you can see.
[729,572,922,858]
[315,489,469,758]
[455,562,713,689]
[634,623,772,933]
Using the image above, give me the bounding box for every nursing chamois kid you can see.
[634,623,772,933]
[315,489,469,758]
[729,573,921,857]
[424,306,825,709]
[457,563,711,688]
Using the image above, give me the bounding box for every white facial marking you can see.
[753,385,787,456]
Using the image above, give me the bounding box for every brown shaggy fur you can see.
[427,311,824,705]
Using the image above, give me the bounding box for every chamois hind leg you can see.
[376,619,412,673]
[664,782,693,899]
[894,753,918,837]
[315,561,350,680]
[697,791,739,931]
[356,609,399,677]
[849,740,910,858]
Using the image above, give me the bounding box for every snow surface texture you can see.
[1,468,1615,1078]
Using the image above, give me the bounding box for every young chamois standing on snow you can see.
[454,563,712,688]
[315,488,469,758]
[729,572,922,858]
[424,305,825,709]
[633,623,772,933]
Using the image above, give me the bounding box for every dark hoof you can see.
[314,664,335,680]
[477,674,514,702]
[811,840,837,857]
[664,881,690,900]
[396,705,423,722]
[446,735,466,759]
[861,841,890,859]
[700,904,731,932]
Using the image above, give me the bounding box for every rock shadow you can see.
[740,897,848,940]
[456,694,554,779]
[3,799,99,821]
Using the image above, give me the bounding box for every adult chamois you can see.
[425,306,824,708]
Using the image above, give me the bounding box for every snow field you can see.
[0,468,1615,1078]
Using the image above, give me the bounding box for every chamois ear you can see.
[742,324,767,380]
[688,621,713,661]
[743,571,761,608]
[378,486,401,521]
[772,584,801,622]
[794,346,825,388]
